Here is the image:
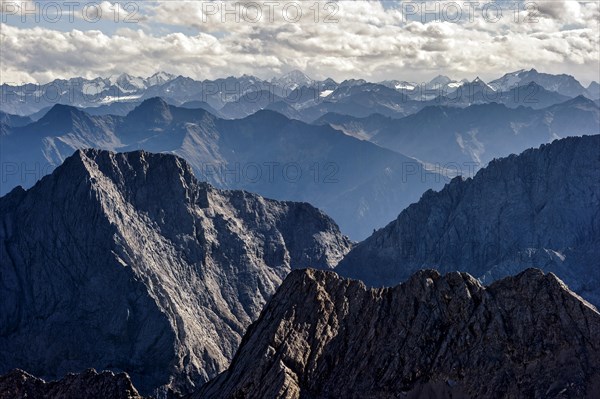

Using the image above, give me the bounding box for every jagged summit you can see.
[146,71,177,86]
[0,369,145,399]
[490,68,589,97]
[0,149,351,396]
[196,267,600,399]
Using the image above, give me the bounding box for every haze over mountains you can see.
[0,98,446,240]
[317,95,599,166]
[337,135,600,306]
[1,68,599,399]
[2,69,599,239]
[2,69,598,120]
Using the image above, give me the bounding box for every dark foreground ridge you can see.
[195,268,600,399]
[0,369,145,399]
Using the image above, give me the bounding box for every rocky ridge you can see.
[336,135,600,306]
[0,369,145,399]
[0,149,351,396]
[196,268,600,399]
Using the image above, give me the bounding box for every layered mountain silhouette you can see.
[318,96,599,168]
[3,69,593,121]
[195,268,600,399]
[0,149,350,395]
[1,98,446,239]
[2,67,599,399]
[0,111,32,128]
[5,95,598,239]
[337,135,600,306]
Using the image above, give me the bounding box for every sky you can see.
[1,0,599,85]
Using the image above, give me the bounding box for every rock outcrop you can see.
[336,135,600,306]
[0,149,351,396]
[196,268,600,399]
[0,369,145,399]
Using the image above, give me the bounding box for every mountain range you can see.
[0,369,145,399]
[337,135,600,306]
[0,134,599,398]
[316,95,600,167]
[0,98,446,240]
[0,149,350,396]
[2,69,598,122]
[3,92,598,239]
[1,68,599,399]
[489,69,593,98]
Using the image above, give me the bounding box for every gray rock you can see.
[196,268,600,399]
[0,369,145,399]
[336,135,600,306]
[0,149,351,396]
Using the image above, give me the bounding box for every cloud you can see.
[1,1,598,85]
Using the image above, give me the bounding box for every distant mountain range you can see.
[2,69,598,122]
[3,92,598,238]
[0,98,447,239]
[0,149,350,396]
[489,69,593,98]
[337,135,600,307]
[317,95,600,167]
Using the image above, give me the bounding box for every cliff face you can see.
[0,149,351,396]
[0,369,145,399]
[336,135,600,306]
[197,268,600,399]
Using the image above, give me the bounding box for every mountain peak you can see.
[429,74,452,85]
[553,94,596,108]
[137,96,170,108]
[126,97,173,124]
[197,266,600,399]
[282,69,311,79]
[273,70,313,88]
[37,103,86,125]
[67,148,198,197]
[0,148,351,394]
[146,71,176,86]
[336,134,600,305]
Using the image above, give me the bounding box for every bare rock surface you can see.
[0,369,145,399]
[196,268,600,399]
[0,149,351,396]
[336,135,600,306]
